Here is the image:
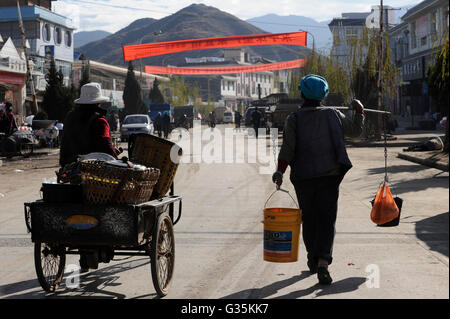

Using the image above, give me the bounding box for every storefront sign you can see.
[0,71,25,86]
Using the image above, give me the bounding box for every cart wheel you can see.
[151,214,175,297]
[34,242,66,293]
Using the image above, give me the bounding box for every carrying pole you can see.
[16,0,38,115]
[297,106,391,114]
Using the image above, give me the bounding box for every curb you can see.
[397,153,449,172]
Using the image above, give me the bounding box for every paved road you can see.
[0,124,448,299]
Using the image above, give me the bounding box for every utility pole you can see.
[16,0,38,115]
[377,0,384,139]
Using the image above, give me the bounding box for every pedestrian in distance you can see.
[272,74,365,285]
[251,108,262,138]
[155,112,162,138]
[208,111,216,131]
[234,111,242,132]
[162,111,171,139]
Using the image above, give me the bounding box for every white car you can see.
[223,111,234,124]
[120,114,154,141]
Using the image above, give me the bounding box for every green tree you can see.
[148,78,165,104]
[78,62,90,97]
[427,31,449,152]
[41,57,75,121]
[123,61,147,116]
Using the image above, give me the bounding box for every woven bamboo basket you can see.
[128,134,183,199]
[80,160,160,205]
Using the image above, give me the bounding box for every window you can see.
[42,23,51,42]
[227,81,230,91]
[54,27,62,45]
[64,30,72,47]
[222,80,225,90]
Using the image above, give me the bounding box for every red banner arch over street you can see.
[122,32,307,61]
[145,58,307,75]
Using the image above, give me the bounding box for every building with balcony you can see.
[329,6,396,68]
[399,0,449,117]
[0,2,75,114]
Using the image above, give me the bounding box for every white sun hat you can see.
[74,82,110,104]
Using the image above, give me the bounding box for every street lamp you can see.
[298,29,315,53]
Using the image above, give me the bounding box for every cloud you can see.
[56,0,423,33]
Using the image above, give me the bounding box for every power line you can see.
[61,0,174,15]
[247,20,331,29]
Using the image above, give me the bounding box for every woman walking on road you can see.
[272,74,365,285]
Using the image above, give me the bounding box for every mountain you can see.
[246,14,333,53]
[76,4,311,67]
[74,30,112,48]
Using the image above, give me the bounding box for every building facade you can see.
[72,59,169,110]
[0,35,27,118]
[329,6,396,68]
[399,0,449,117]
[0,2,75,116]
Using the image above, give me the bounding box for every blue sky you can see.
[53,0,423,33]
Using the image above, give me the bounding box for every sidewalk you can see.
[346,120,448,172]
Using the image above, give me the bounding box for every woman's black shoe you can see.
[317,266,332,285]
[307,260,317,274]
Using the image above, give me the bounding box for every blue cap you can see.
[298,74,329,101]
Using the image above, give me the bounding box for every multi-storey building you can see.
[180,49,276,112]
[0,0,75,116]
[399,0,448,117]
[329,6,396,68]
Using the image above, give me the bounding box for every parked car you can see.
[223,111,234,124]
[120,114,154,141]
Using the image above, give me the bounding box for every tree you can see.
[148,78,165,104]
[123,61,147,116]
[78,61,90,97]
[427,31,449,152]
[41,57,75,121]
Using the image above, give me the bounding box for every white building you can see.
[329,5,396,67]
[0,2,75,111]
[0,35,27,118]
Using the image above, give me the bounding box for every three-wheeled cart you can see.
[24,133,183,297]
[24,191,182,297]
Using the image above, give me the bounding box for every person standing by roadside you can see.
[4,102,17,136]
[272,74,365,285]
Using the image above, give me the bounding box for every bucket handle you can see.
[264,185,299,209]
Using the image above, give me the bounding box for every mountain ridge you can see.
[76,4,311,68]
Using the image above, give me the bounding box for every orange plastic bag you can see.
[370,182,399,225]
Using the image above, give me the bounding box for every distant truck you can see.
[148,104,173,123]
[214,106,227,124]
[266,98,301,131]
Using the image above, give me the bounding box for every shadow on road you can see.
[415,212,449,257]
[274,277,366,299]
[0,257,157,299]
[366,165,448,195]
[220,271,366,299]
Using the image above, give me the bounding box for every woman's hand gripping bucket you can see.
[263,186,302,262]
